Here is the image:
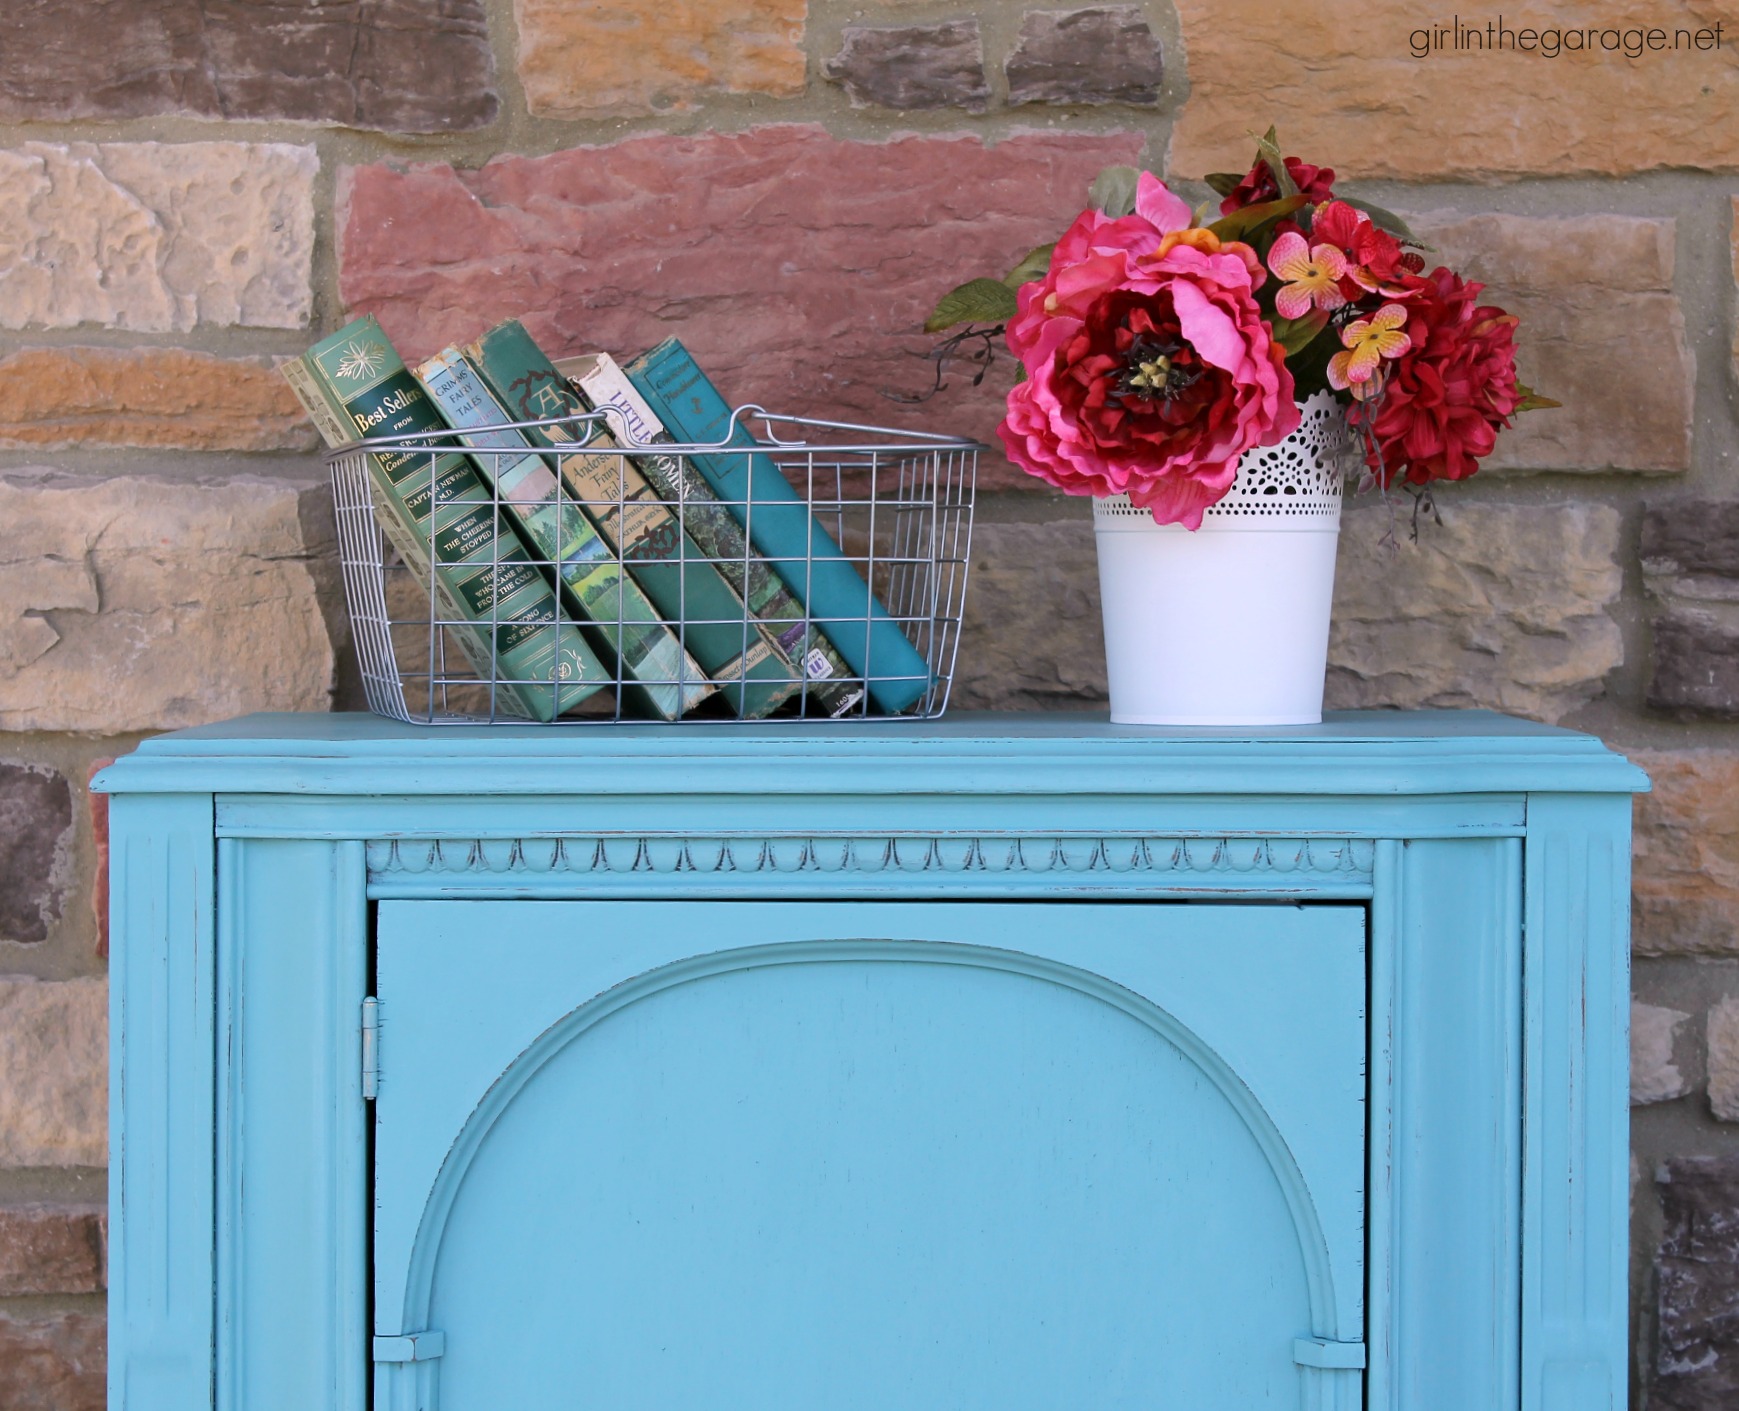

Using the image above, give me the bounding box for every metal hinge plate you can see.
[361,996,380,1100]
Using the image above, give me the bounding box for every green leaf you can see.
[1207,193,1306,244]
[1336,196,1417,242]
[1002,243,1055,290]
[924,278,1019,334]
[1088,165,1141,217]
[1270,309,1332,355]
[1203,171,1244,198]
[1250,126,1297,199]
[1514,381,1561,414]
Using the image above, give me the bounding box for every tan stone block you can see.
[0,469,338,733]
[0,978,105,1168]
[1634,1001,1692,1105]
[950,518,1107,711]
[515,0,805,115]
[0,141,316,331]
[1326,502,1623,722]
[1169,0,1739,180]
[1631,747,1739,956]
[0,347,317,451]
[1406,213,1691,473]
[1710,997,1739,1121]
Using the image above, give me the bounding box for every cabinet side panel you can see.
[217,839,369,1411]
[1522,796,1631,1411]
[1390,838,1523,1411]
[108,793,217,1411]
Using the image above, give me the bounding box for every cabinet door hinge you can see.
[361,996,380,1100]
[1293,1337,1366,1370]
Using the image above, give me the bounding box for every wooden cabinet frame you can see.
[97,711,1645,1411]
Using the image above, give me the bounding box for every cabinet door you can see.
[372,901,1365,1410]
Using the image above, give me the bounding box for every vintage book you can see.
[282,317,607,722]
[556,350,867,719]
[624,338,933,715]
[413,346,712,721]
[463,321,799,721]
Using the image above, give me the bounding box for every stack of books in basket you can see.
[285,316,941,722]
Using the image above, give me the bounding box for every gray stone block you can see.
[825,21,990,111]
[0,0,497,132]
[0,764,72,946]
[1005,7,1163,107]
[1655,1157,1739,1409]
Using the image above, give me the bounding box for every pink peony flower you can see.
[998,172,1299,529]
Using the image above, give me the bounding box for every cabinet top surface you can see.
[94,710,1649,798]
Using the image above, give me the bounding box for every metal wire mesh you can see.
[326,406,980,724]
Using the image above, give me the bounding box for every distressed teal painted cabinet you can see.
[95,711,1647,1411]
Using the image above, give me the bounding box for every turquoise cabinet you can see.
[95,712,1646,1411]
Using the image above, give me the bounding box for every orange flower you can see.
[1328,304,1411,396]
[1266,231,1348,319]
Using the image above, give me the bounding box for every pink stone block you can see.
[339,125,1145,489]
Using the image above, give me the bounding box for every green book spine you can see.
[557,350,867,719]
[281,316,608,722]
[465,321,800,721]
[413,347,712,721]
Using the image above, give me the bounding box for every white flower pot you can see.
[1092,391,1348,727]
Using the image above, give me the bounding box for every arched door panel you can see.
[372,902,1365,1410]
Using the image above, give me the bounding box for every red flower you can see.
[1348,267,1523,486]
[1310,200,1421,300]
[999,175,1299,529]
[1219,156,1336,215]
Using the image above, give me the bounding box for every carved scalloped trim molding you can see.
[366,835,1375,883]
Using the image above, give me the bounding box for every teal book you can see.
[464,321,799,722]
[413,346,713,721]
[281,316,607,722]
[623,338,933,715]
[558,349,867,719]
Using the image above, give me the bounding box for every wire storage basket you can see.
[327,406,981,724]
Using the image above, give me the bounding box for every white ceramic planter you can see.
[1092,391,1349,726]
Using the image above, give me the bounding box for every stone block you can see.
[0,469,338,733]
[0,1205,106,1296]
[0,1313,104,1411]
[0,347,318,452]
[949,518,1107,711]
[87,760,113,961]
[1655,1157,1739,1409]
[339,126,1145,473]
[1630,748,1739,956]
[1005,7,1163,106]
[1325,502,1623,722]
[0,763,73,945]
[0,141,316,332]
[1406,213,1690,474]
[0,0,496,131]
[1711,998,1739,1121]
[1732,198,1739,392]
[1642,500,1739,718]
[0,977,105,1168]
[825,21,990,111]
[516,0,805,115]
[1635,1001,1693,1105]
[1169,0,1739,180]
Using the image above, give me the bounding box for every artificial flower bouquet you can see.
[926,130,1554,529]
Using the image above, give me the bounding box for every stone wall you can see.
[0,1,1735,1404]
